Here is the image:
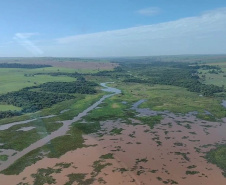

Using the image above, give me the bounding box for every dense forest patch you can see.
[0,75,98,118]
[0,90,73,114]
[118,62,225,96]
[38,81,97,94]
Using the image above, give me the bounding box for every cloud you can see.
[136,7,161,16]
[13,32,43,56]
[52,8,226,57]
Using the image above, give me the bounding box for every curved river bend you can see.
[0,82,121,172]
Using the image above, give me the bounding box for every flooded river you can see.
[0,85,226,185]
[0,83,121,172]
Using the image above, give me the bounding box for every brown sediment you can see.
[38,61,117,70]
[0,58,118,70]
[0,135,137,185]
[1,114,226,185]
[94,117,226,185]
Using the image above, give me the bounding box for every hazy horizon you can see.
[1,1,226,57]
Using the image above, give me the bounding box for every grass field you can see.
[0,68,76,95]
[198,62,226,87]
[1,59,226,178]
[110,82,226,119]
[0,104,22,111]
[0,65,111,95]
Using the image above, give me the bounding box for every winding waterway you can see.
[0,82,121,172]
[0,115,56,131]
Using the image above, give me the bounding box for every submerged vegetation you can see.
[0,57,226,183]
[206,145,226,177]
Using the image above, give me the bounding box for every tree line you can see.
[95,61,225,97]
[0,63,52,68]
[0,75,98,119]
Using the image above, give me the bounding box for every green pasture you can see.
[198,62,226,87]
[0,104,22,111]
[0,68,76,95]
[112,82,226,119]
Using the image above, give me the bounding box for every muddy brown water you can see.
[1,87,226,185]
[1,115,226,185]
[91,113,226,185]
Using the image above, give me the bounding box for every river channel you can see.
[0,82,121,172]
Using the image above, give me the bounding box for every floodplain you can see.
[0,56,226,185]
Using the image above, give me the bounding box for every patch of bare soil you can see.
[0,58,117,70]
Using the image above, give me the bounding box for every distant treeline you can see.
[0,63,52,68]
[34,72,80,78]
[93,62,225,97]
[152,68,224,96]
[32,73,98,94]
[38,81,97,94]
[194,65,221,70]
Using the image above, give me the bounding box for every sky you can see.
[0,0,226,57]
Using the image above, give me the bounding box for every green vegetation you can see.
[185,170,200,175]
[135,158,148,164]
[206,145,226,177]
[109,55,226,64]
[120,62,224,96]
[65,173,94,185]
[117,83,226,119]
[0,104,22,112]
[175,152,190,161]
[0,119,63,151]
[91,160,112,177]
[1,126,85,175]
[0,89,73,114]
[0,111,22,119]
[28,163,74,185]
[110,128,124,135]
[38,80,97,94]
[83,98,129,122]
[0,155,8,161]
[72,122,101,134]
[31,168,61,185]
[17,182,30,185]
[187,165,197,169]
[1,58,226,181]
[100,153,114,159]
[137,115,162,129]
[174,142,184,146]
[117,168,128,173]
[0,68,76,95]
[198,62,226,88]
[0,73,98,119]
